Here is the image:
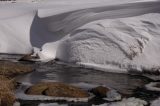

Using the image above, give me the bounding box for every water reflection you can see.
[16,62,150,95]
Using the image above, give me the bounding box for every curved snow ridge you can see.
[1,1,160,73]
[56,13,160,73]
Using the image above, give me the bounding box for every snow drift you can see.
[0,0,160,73]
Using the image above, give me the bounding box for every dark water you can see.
[15,61,158,106]
[0,54,159,106]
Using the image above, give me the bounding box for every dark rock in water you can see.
[19,53,39,62]
[90,86,110,97]
[0,75,16,106]
[155,83,160,88]
[0,61,34,77]
[26,82,89,98]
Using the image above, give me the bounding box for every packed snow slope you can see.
[0,0,160,73]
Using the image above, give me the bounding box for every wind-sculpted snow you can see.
[57,13,160,72]
[0,0,160,73]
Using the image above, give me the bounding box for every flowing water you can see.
[0,54,159,106]
[15,61,159,106]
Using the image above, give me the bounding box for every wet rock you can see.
[19,53,40,62]
[155,83,160,88]
[90,86,110,97]
[26,82,89,98]
[0,75,16,106]
[0,61,34,77]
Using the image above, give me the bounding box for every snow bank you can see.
[93,97,147,106]
[57,13,160,73]
[151,98,160,106]
[145,82,160,92]
[39,103,67,106]
[1,0,160,73]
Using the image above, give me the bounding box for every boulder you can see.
[91,86,110,97]
[26,82,89,98]
[19,53,39,62]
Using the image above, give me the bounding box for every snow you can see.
[93,97,147,106]
[0,0,160,73]
[145,82,160,92]
[39,103,67,106]
[151,98,160,106]
[56,13,160,73]
[104,90,121,101]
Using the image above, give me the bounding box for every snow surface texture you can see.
[151,98,160,106]
[92,97,147,106]
[0,0,160,73]
[39,103,67,106]
[145,82,160,92]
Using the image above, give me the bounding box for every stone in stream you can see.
[0,61,34,77]
[19,53,40,62]
[91,86,121,101]
[26,82,89,98]
[90,86,110,97]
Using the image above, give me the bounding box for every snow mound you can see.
[145,82,160,92]
[93,97,147,106]
[151,98,160,106]
[57,13,160,73]
[1,0,160,73]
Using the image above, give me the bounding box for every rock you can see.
[155,83,160,88]
[0,75,16,106]
[26,82,89,98]
[0,61,34,77]
[25,83,48,95]
[19,53,40,62]
[91,86,110,97]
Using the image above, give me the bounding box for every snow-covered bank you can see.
[0,0,160,73]
[57,13,160,73]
